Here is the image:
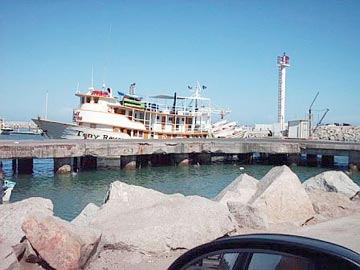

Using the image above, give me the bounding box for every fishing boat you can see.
[33,82,224,140]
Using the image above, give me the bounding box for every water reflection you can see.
[2,160,360,221]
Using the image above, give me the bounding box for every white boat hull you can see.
[3,187,13,202]
[32,118,130,140]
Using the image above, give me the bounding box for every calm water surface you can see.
[1,134,359,221]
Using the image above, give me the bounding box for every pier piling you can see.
[287,154,301,166]
[80,156,97,170]
[174,154,190,166]
[349,152,360,169]
[97,157,121,169]
[321,155,335,168]
[17,158,33,174]
[121,155,137,170]
[306,154,318,167]
[237,153,253,165]
[54,157,72,174]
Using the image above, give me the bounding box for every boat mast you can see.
[90,65,94,90]
[45,91,48,120]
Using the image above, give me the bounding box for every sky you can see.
[1,0,359,126]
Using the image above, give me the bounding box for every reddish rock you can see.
[22,216,81,270]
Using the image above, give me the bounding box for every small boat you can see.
[0,127,14,135]
[2,180,16,202]
[33,82,225,140]
[0,119,14,135]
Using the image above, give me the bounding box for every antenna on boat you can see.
[90,65,94,90]
[102,24,112,88]
[76,82,80,93]
[45,91,48,120]
[129,83,136,95]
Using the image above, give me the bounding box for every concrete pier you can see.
[1,138,360,173]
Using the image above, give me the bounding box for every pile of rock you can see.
[74,181,235,253]
[215,166,360,231]
[0,198,102,270]
[313,126,360,142]
[0,166,359,270]
[215,166,315,230]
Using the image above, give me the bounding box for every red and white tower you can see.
[277,53,290,134]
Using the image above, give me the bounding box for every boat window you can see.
[81,97,85,104]
[86,97,91,103]
[169,117,173,121]
[94,97,99,103]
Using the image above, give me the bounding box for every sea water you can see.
[1,134,359,221]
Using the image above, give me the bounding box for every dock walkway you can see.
[0,138,359,173]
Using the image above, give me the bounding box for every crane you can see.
[313,108,330,133]
[308,92,319,137]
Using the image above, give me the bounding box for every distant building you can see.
[288,120,309,139]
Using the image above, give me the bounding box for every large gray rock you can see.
[307,190,360,220]
[248,166,315,225]
[303,171,360,197]
[0,243,19,270]
[22,215,102,270]
[214,174,258,205]
[104,181,183,210]
[71,202,100,227]
[227,202,269,230]
[89,182,235,253]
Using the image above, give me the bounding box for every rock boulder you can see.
[0,197,53,270]
[71,202,100,227]
[103,181,182,210]
[303,171,360,197]
[0,197,53,246]
[307,190,360,219]
[214,173,258,205]
[248,166,315,225]
[22,215,102,270]
[90,182,235,253]
[227,202,269,230]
